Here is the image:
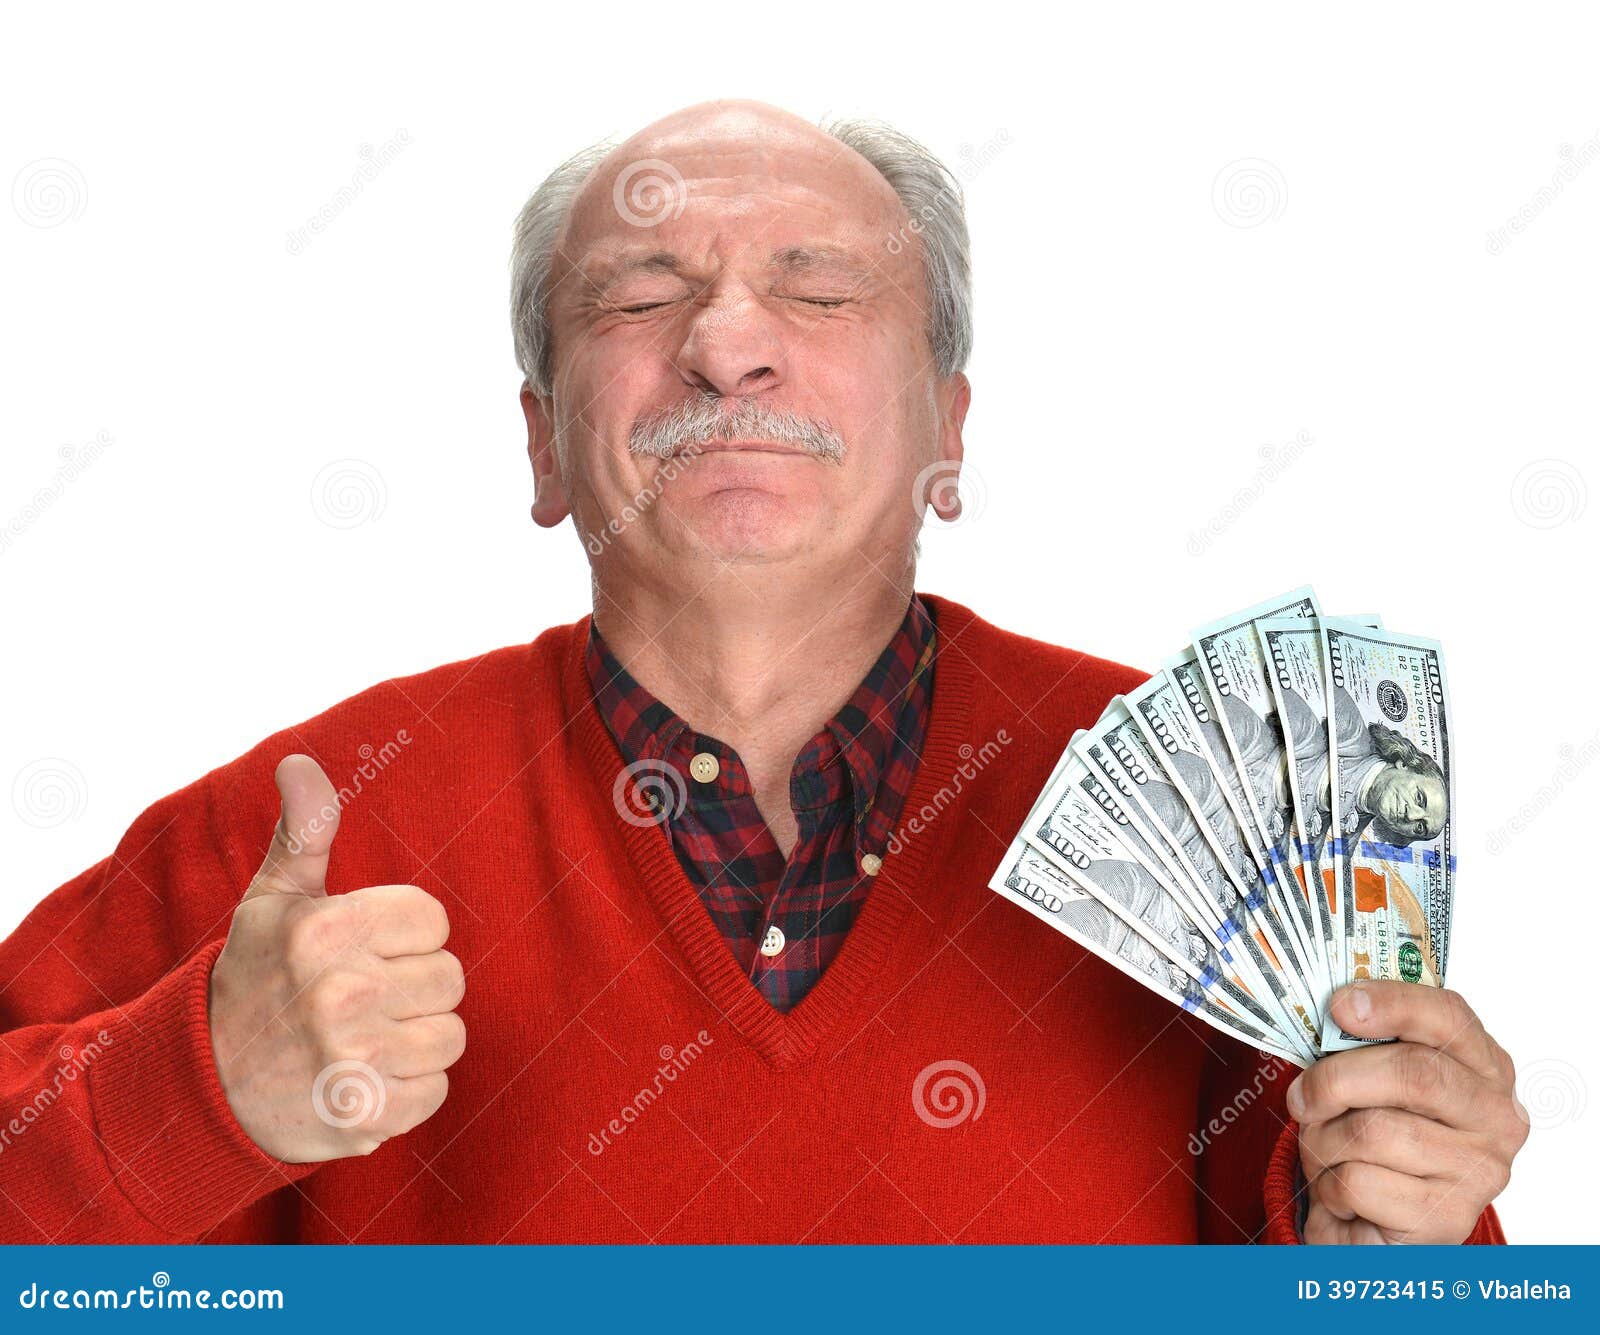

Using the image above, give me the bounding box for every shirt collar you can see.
[585,595,936,823]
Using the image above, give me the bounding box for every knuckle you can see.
[1397,1045,1446,1105]
[1349,1106,1392,1155]
[285,902,354,967]
[310,970,380,1026]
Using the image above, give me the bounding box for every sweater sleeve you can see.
[1190,1027,1505,1244]
[0,772,316,1243]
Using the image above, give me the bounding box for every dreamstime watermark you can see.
[17,1273,283,1312]
[885,731,1011,856]
[12,158,87,228]
[612,758,688,828]
[285,130,413,254]
[1187,431,1314,556]
[1509,457,1587,529]
[612,158,687,228]
[0,1033,112,1156]
[587,1032,714,1155]
[885,127,1011,257]
[282,732,413,854]
[1187,1050,1291,1156]
[0,430,114,557]
[311,1058,387,1129]
[911,1059,986,1128]
[1485,132,1600,255]
[1515,1057,1587,1131]
[1212,158,1287,228]
[586,444,704,556]
[1485,732,1600,856]
[912,459,986,529]
[311,458,387,529]
[10,758,88,829]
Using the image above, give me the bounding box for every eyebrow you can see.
[583,244,873,287]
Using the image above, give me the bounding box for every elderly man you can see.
[0,101,1524,1244]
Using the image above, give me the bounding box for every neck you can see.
[592,555,917,855]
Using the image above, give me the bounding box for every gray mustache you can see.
[627,394,846,463]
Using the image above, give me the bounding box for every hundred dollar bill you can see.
[1087,701,1318,1056]
[1189,590,1326,994]
[1164,650,1323,997]
[1022,746,1288,1042]
[990,837,1307,1067]
[1255,617,1346,996]
[1123,674,1322,1024]
[1321,620,1455,1049]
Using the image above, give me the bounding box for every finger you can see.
[1288,1041,1493,1129]
[1328,982,1503,1084]
[342,883,451,958]
[378,950,466,1019]
[1311,1161,1477,1244]
[1303,1203,1391,1245]
[1311,1161,1434,1238]
[383,1013,467,1078]
[1300,1106,1481,1180]
[381,1071,450,1137]
[245,755,340,899]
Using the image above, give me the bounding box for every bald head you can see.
[511,99,973,582]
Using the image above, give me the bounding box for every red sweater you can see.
[0,595,1504,1245]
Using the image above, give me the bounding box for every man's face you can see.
[524,105,968,576]
[1367,764,1447,841]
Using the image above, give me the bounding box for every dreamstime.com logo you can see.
[311,1059,387,1129]
[282,732,413,855]
[612,159,688,228]
[911,1059,986,1128]
[1212,158,1287,228]
[17,1273,284,1312]
[612,758,688,828]
[588,1032,714,1155]
[10,757,89,829]
[912,459,986,528]
[1187,1050,1290,1156]
[0,1033,112,1156]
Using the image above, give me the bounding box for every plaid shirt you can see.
[587,596,936,1012]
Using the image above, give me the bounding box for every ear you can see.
[926,372,971,522]
[522,383,570,528]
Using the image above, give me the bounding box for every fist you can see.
[207,755,466,1162]
[1289,982,1528,1244]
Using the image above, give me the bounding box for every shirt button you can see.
[860,853,883,876]
[689,751,720,784]
[759,925,785,957]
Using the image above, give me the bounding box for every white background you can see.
[3,1,1595,1242]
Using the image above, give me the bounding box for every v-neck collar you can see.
[562,593,978,1068]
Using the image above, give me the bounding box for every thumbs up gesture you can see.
[208,756,466,1162]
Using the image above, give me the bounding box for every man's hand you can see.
[207,755,467,1162]
[1288,982,1528,1244]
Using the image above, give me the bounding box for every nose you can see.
[672,286,788,398]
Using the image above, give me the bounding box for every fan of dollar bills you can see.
[990,588,1454,1066]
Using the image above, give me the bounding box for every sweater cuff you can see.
[88,937,318,1239]
[1262,1118,1506,1245]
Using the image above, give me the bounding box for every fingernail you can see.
[1346,984,1372,1022]
[1286,1075,1305,1120]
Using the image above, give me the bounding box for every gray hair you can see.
[509,116,973,398]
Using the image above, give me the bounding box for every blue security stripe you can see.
[1199,965,1219,987]
[1358,840,1460,872]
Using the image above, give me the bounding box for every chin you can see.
[664,488,822,564]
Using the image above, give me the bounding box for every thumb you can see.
[245,754,340,899]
